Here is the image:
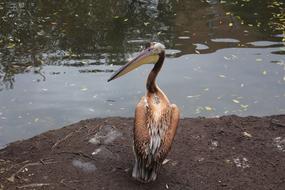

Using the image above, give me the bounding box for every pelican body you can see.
[108,42,180,182]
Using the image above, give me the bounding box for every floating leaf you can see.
[187,95,201,98]
[144,22,150,26]
[114,16,119,19]
[7,43,15,49]
[262,70,267,75]
[240,104,249,109]
[81,87,88,91]
[123,18,128,22]
[205,106,213,111]
[178,36,190,39]
[229,23,233,27]
[232,99,240,104]
[203,88,209,91]
[89,108,95,112]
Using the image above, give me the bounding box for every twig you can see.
[7,162,42,182]
[52,132,74,149]
[52,127,85,149]
[271,120,285,128]
[7,160,58,182]
[16,183,55,189]
[60,179,78,190]
[56,151,95,161]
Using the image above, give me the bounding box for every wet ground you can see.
[0,115,285,190]
[0,0,284,146]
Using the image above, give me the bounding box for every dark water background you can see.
[0,0,284,146]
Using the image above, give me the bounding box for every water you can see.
[0,0,284,146]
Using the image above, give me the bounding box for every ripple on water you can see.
[248,41,284,47]
[178,36,191,40]
[211,38,240,43]
[127,39,147,44]
[194,43,209,50]
[165,49,182,56]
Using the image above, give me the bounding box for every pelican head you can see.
[107,42,165,82]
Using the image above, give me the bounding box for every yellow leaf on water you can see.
[7,43,15,49]
[240,104,249,109]
[144,22,150,26]
[205,106,212,111]
[81,87,88,91]
[124,18,128,22]
[229,23,233,27]
[232,99,240,104]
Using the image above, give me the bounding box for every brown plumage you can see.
[108,42,180,183]
[132,44,180,182]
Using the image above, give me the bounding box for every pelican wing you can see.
[133,97,150,157]
[156,104,180,162]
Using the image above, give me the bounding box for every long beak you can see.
[107,48,159,82]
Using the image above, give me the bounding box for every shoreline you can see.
[0,115,285,190]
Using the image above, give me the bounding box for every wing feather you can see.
[156,104,180,162]
[133,97,150,158]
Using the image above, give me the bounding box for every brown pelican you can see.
[108,42,180,182]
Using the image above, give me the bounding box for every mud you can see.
[0,115,285,190]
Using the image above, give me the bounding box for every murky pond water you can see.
[0,0,284,146]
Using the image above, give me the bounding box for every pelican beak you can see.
[107,48,159,82]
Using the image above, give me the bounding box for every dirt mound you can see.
[0,115,285,190]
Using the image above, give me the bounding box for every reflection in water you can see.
[0,0,284,145]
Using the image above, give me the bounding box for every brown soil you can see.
[0,115,285,190]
